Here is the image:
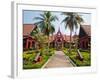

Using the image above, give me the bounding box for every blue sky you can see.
[23,10,91,35]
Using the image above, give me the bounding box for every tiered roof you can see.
[79,25,91,38]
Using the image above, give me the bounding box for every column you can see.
[30,41,32,48]
[26,39,29,49]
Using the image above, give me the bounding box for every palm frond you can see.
[50,16,58,22]
[33,17,44,21]
[61,17,69,23]
[40,14,46,19]
[74,20,78,29]
[33,11,58,36]
[76,15,84,23]
[50,25,55,34]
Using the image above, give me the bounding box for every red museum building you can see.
[23,24,37,50]
[23,24,91,50]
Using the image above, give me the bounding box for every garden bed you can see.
[23,48,55,69]
[63,48,91,67]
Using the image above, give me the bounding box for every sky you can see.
[23,10,91,35]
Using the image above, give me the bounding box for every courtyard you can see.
[23,11,91,69]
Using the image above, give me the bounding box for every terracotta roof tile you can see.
[23,24,36,35]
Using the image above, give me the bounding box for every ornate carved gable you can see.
[55,28,64,42]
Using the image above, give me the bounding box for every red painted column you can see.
[84,39,87,49]
[79,41,81,48]
[84,41,85,49]
[30,41,32,48]
[81,41,84,48]
[26,39,29,49]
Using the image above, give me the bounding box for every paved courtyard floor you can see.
[44,51,73,68]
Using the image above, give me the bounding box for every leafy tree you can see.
[34,11,58,49]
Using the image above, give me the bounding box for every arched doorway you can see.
[55,38,63,50]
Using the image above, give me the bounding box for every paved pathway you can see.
[44,51,73,68]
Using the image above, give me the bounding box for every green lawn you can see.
[23,48,55,69]
[63,48,91,66]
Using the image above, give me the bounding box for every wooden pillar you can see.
[84,40,86,49]
[35,42,37,49]
[30,41,32,48]
[86,40,88,49]
[26,39,29,49]
[80,41,82,49]
[55,41,56,48]
[79,41,81,48]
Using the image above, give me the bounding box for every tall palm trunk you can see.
[69,30,72,54]
[47,35,50,54]
[47,25,50,50]
[74,31,78,51]
[48,35,50,48]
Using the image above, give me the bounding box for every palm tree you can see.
[34,11,58,49]
[62,12,83,53]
